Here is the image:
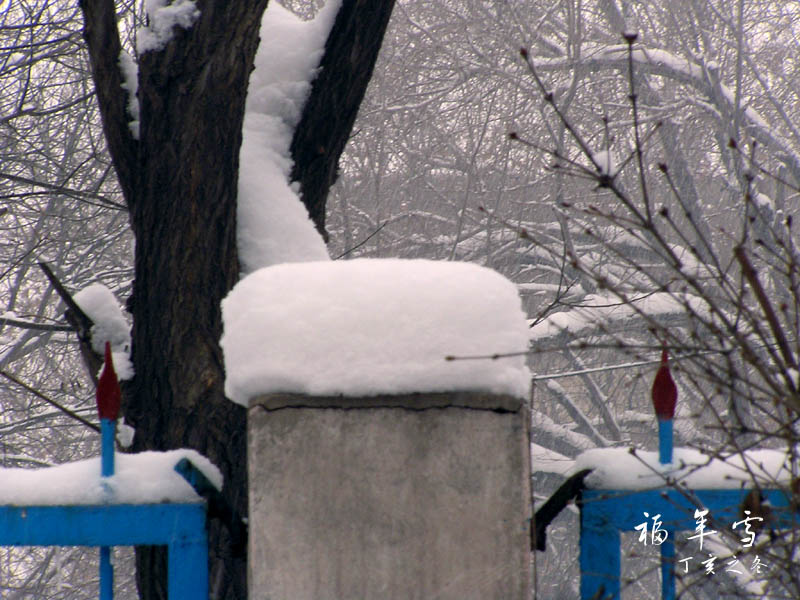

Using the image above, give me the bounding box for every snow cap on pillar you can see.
[220,259,531,405]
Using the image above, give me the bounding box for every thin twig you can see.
[624,33,652,222]
[333,221,389,260]
[0,171,125,210]
[0,370,100,432]
[0,316,73,332]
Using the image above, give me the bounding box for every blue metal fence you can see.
[580,486,794,600]
[0,460,209,599]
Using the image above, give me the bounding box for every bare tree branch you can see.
[0,316,72,332]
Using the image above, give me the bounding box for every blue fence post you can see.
[578,487,795,600]
[168,537,209,598]
[660,532,675,600]
[101,418,115,478]
[657,419,673,466]
[97,342,121,600]
[99,545,113,600]
[99,417,115,600]
[2,337,210,600]
[657,417,674,599]
[580,495,621,600]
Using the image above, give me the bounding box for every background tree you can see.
[327,0,800,596]
[3,0,799,598]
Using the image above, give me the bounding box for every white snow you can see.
[789,368,800,390]
[753,192,773,211]
[117,417,135,448]
[73,284,133,380]
[592,149,617,177]
[118,50,140,139]
[531,442,574,475]
[237,1,341,272]
[574,447,793,490]
[531,410,596,452]
[669,243,713,279]
[221,259,531,404]
[0,449,221,505]
[137,0,200,54]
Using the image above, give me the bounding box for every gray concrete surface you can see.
[248,393,531,600]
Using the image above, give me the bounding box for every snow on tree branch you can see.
[237,1,341,272]
[118,50,139,139]
[530,42,800,182]
[136,0,200,54]
[529,291,704,345]
[73,284,133,380]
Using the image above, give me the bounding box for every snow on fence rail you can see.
[0,347,218,600]
[0,452,215,600]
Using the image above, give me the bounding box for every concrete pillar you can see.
[248,391,531,600]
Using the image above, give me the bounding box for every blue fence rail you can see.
[0,459,210,600]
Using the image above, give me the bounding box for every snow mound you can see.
[0,449,221,505]
[531,442,573,476]
[592,149,617,176]
[73,283,133,380]
[237,1,340,272]
[221,259,531,404]
[137,0,200,53]
[118,50,140,139]
[575,447,793,490]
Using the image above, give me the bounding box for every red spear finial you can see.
[652,347,677,420]
[96,341,121,420]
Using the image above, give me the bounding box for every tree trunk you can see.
[127,3,266,598]
[78,0,395,597]
[79,1,265,597]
